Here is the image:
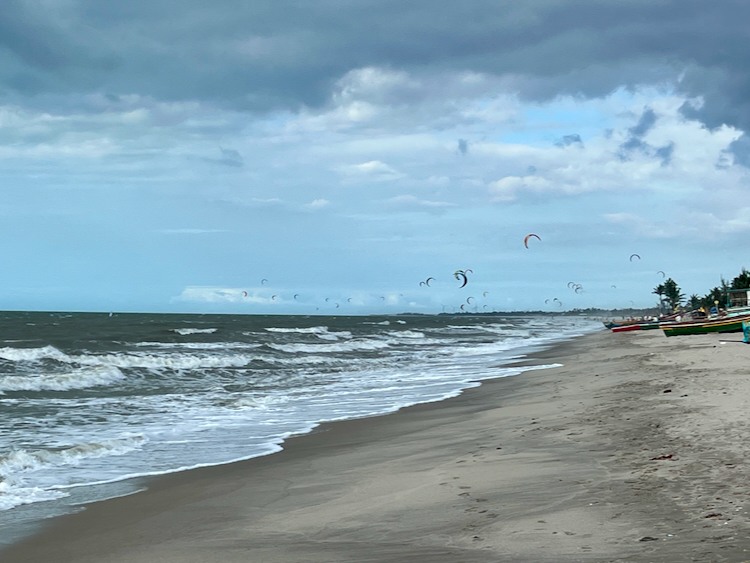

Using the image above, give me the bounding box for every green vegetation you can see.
[659,267,750,312]
[652,278,685,313]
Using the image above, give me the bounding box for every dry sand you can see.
[3,329,750,562]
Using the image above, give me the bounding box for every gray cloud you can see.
[628,109,657,138]
[1,1,750,133]
[619,107,664,162]
[654,142,675,167]
[216,147,244,167]
[555,134,583,148]
[728,135,750,167]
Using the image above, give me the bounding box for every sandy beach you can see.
[3,328,750,562]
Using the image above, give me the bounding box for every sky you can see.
[2,0,750,314]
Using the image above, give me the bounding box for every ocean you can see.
[0,311,600,544]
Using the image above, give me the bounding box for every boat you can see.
[611,321,661,333]
[604,318,652,330]
[606,312,679,332]
[660,313,750,337]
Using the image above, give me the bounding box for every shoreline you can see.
[3,329,750,561]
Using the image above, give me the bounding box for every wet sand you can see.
[3,329,750,562]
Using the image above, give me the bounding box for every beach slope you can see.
[3,330,750,562]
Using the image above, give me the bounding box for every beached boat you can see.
[611,321,661,333]
[661,313,750,337]
[607,312,677,332]
[604,318,652,330]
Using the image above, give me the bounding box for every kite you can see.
[629,254,641,262]
[523,233,541,248]
[454,270,469,288]
[657,270,666,278]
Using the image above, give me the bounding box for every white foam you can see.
[0,437,147,481]
[0,345,68,363]
[268,339,390,354]
[71,352,255,370]
[265,326,352,341]
[384,330,425,339]
[0,365,125,393]
[0,481,67,511]
[172,328,218,336]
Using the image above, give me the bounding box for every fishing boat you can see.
[611,321,661,333]
[604,318,652,330]
[607,312,679,332]
[660,313,750,337]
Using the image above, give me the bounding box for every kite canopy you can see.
[629,253,641,262]
[523,233,541,248]
[454,270,469,288]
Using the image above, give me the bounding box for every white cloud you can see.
[176,286,246,303]
[304,198,331,210]
[385,194,455,212]
[336,160,403,182]
[488,175,553,202]
[175,286,275,304]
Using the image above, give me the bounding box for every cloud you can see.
[384,194,455,213]
[304,198,331,210]
[457,138,468,155]
[555,133,583,148]
[728,134,750,167]
[336,160,402,182]
[488,175,553,202]
[175,286,277,304]
[629,108,658,137]
[654,142,675,166]
[175,286,247,303]
[216,147,244,167]
[3,1,750,137]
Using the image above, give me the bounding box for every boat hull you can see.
[611,322,660,333]
[661,315,750,337]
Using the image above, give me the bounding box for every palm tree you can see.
[662,278,684,312]
[730,268,750,289]
[703,286,725,309]
[652,283,666,314]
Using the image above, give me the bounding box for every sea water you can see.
[0,311,600,544]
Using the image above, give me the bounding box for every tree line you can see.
[653,267,750,313]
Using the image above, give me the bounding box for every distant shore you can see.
[3,329,750,562]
